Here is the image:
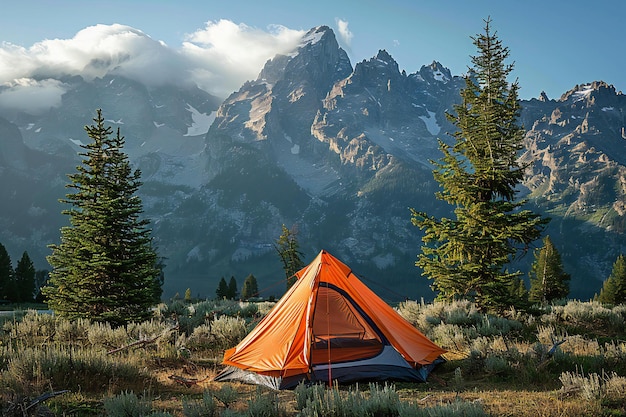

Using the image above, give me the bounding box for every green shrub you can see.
[210,316,248,351]
[484,355,511,375]
[552,301,625,334]
[2,311,57,346]
[430,324,476,352]
[361,383,400,416]
[246,387,283,417]
[0,346,149,394]
[397,399,488,417]
[444,301,481,326]
[212,384,240,408]
[294,382,325,411]
[476,315,522,336]
[103,391,152,417]
[295,383,488,417]
[54,317,90,344]
[186,324,214,351]
[182,390,217,417]
[87,321,129,349]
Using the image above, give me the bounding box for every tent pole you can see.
[326,285,332,388]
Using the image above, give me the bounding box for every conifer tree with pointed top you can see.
[0,243,13,302]
[14,251,36,302]
[241,274,259,300]
[43,110,161,325]
[275,224,305,290]
[597,254,626,305]
[216,277,229,299]
[528,235,570,304]
[411,19,549,312]
[227,276,238,300]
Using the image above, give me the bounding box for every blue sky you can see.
[0,0,624,101]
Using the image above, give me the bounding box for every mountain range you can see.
[0,26,624,301]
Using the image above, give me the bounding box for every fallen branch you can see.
[547,338,567,356]
[537,338,567,370]
[107,324,178,354]
[25,390,70,411]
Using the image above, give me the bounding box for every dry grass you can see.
[2,300,625,416]
[141,376,605,417]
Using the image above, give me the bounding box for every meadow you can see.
[1,299,625,416]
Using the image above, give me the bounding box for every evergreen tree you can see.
[227,276,238,300]
[43,110,160,325]
[0,243,13,302]
[14,251,36,303]
[241,274,259,300]
[216,277,229,299]
[528,236,570,304]
[597,254,626,305]
[411,19,548,312]
[509,276,529,309]
[275,224,305,289]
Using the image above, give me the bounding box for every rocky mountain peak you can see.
[373,49,398,68]
[298,25,333,47]
[1,25,625,302]
[538,91,550,102]
[257,25,351,88]
[351,49,402,88]
[419,61,452,83]
[559,81,619,105]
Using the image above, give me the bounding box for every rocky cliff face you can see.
[519,82,626,294]
[0,74,222,277]
[0,27,624,300]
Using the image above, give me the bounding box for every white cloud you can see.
[0,20,307,114]
[0,24,183,85]
[0,78,66,114]
[182,20,305,96]
[335,18,353,48]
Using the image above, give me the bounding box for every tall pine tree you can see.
[528,235,570,304]
[14,251,36,303]
[411,19,548,311]
[43,110,161,325]
[275,224,304,290]
[597,254,626,305]
[227,276,238,300]
[216,277,229,299]
[0,243,13,302]
[241,274,259,300]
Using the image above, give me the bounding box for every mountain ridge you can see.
[0,26,624,301]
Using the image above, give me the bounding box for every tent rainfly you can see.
[215,250,446,389]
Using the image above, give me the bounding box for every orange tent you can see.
[215,250,445,389]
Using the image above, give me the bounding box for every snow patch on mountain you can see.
[419,110,440,135]
[288,26,328,57]
[300,27,325,46]
[433,71,448,82]
[184,104,215,137]
[572,85,594,102]
[69,138,85,147]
